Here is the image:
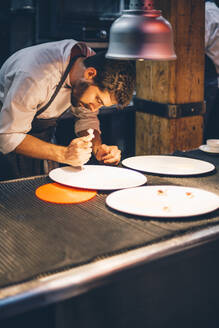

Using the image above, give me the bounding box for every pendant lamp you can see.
[106,0,177,60]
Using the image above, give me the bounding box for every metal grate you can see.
[0,149,219,288]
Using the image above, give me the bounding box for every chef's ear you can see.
[84,67,97,80]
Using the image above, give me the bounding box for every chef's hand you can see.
[94,144,121,165]
[64,135,93,167]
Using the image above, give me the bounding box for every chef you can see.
[0,39,136,180]
[204,0,219,140]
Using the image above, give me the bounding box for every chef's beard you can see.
[71,80,92,108]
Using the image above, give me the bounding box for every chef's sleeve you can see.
[72,106,101,136]
[0,72,48,154]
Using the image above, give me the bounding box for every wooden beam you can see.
[135,0,205,155]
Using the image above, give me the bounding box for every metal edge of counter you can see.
[1,224,219,318]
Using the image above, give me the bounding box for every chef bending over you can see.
[0,40,135,180]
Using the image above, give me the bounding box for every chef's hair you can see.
[83,51,136,108]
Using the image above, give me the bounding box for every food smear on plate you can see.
[185,191,194,199]
[157,189,168,196]
[163,205,171,212]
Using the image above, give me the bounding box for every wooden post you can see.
[135,0,205,155]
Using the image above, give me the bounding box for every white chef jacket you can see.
[0,39,100,154]
[205,1,219,86]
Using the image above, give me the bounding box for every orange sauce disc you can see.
[35,183,97,204]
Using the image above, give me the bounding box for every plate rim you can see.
[106,185,219,218]
[199,144,219,154]
[49,165,147,190]
[122,155,215,175]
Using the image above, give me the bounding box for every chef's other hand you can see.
[64,135,93,167]
[94,144,121,165]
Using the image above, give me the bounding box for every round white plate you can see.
[199,145,219,154]
[122,155,215,176]
[106,185,219,218]
[49,165,147,190]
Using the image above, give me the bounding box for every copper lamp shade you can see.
[106,0,177,60]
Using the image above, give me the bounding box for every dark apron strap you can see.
[35,55,82,117]
[0,55,84,181]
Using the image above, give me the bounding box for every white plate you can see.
[122,155,215,176]
[49,165,147,190]
[106,185,219,218]
[199,145,219,154]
